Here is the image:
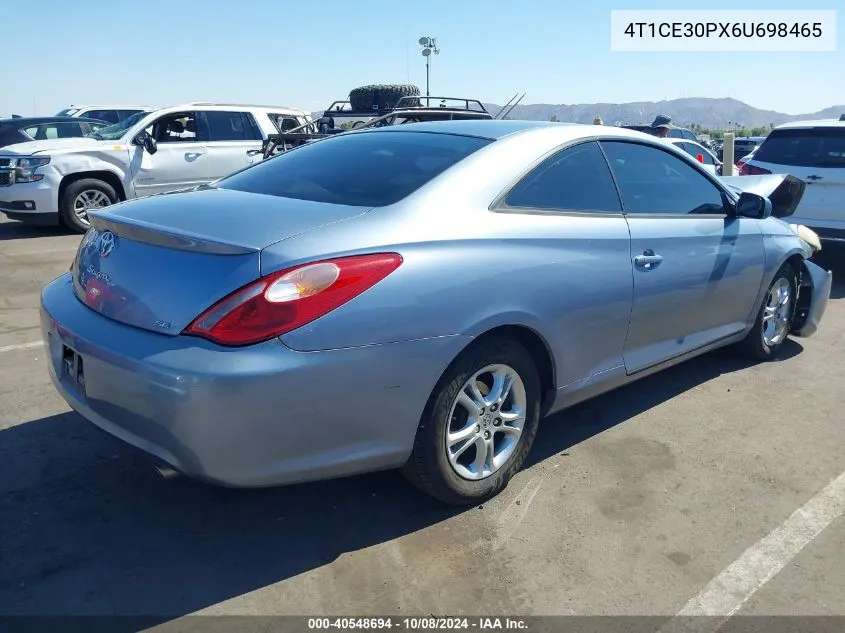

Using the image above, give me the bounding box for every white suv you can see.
[739,119,845,244]
[0,103,312,232]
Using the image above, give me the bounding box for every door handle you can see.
[806,175,822,181]
[246,149,262,156]
[634,249,663,269]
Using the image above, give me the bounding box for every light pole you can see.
[418,36,439,99]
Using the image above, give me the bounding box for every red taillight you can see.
[739,162,771,176]
[184,253,403,347]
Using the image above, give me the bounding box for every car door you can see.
[749,126,845,231]
[200,110,265,180]
[130,110,209,197]
[599,140,766,374]
[498,140,634,391]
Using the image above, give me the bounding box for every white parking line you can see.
[492,473,544,550]
[0,341,43,354]
[660,470,845,633]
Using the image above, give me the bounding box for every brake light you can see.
[184,253,403,346]
[739,162,771,176]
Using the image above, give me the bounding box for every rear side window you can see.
[205,111,260,141]
[119,109,145,121]
[753,128,845,168]
[81,110,120,124]
[504,141,621,213]
[677,142,715,165]
[22,122,86,140]
[218,130,492,207]
[269,113,301,132]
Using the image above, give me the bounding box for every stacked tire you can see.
[349,84,421,111]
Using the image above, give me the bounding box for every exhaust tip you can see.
[154,462,180,479]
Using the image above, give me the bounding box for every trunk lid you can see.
[74,188,370,335]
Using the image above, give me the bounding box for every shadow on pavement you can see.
[0,219,71,241]
[0,341,803,627]
[527,342,801,467]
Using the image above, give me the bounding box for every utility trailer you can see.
[261,90,525,159]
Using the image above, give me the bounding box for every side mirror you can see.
[133,131,157,155]
[735,192,772,219]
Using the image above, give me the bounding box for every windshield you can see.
[84,111,148,140]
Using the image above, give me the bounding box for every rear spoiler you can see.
[720,173,806,219]
[87,210,260,255]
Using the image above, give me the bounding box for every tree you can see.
[550,114,559,122]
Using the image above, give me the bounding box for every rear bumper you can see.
[792,260,832,338]
[41,273,468,487]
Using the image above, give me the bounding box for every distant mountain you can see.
[482,97,845,129]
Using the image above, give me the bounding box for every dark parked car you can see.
[0,116,109,149]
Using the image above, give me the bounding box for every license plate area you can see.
[61,344,86,396]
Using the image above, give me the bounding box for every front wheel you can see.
[402,338,541,505]
[60,178,117,233]
[738,262,798,360]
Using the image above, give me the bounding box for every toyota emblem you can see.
[98,231,116,257]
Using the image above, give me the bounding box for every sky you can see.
[4,0,842,117]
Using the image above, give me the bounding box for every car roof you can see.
[774,119,845,130]
[356,119,665,142]
[182,103,307,114]
[68,105,151,109]
[0,116,103,125]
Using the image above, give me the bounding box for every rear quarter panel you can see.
[272,207,634,392]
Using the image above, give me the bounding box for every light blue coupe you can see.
[40,120,832,505]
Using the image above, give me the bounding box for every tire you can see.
[737,262,799,360]
[348,84,421,112]
[60,178,118,233]
[402,337,541,505]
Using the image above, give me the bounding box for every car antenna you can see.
[499,93,525,120]
[494,93,519,120]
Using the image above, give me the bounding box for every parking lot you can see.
[1,214,844,627]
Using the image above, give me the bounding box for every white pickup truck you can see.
[0,103,311,232]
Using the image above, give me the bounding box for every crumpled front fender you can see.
[791,259,832,338]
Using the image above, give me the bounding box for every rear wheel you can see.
[402,338,541,505]
[60,178,117,233]
[738,262,798,360]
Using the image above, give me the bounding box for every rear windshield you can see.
[753,128,845,168]
[217,130,492,207]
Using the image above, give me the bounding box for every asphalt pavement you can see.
[1,215,843,630]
